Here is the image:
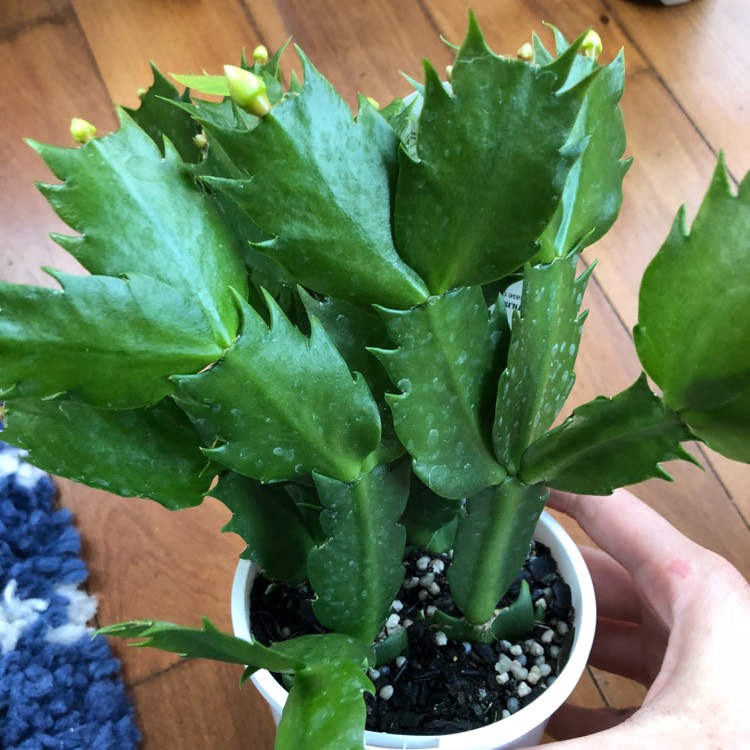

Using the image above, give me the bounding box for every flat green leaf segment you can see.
[177,97,293,290]
[307,464,408,642]
[520,375,696,494]
[2,398,213,509]
[680,388,750,463]
[494,256,591,474]
[299,292,393,404]
[124,63,202,163]
[171,73,230,96]
[173,294,381,483]
[448,478,548,625]
[197,50,429,309]
[0,272,226,408]
[32,112,246,347]
[635,157,750,460]
[374,286,508,499]
[213,472,315,583]
[299,291,402,461]
[97,617,303,675]
[537,50,630,259]
[394,17,596,294]
[270,632,374,668]
[398,473,462,547]
[276,659,372,750]
[273,632,374,750]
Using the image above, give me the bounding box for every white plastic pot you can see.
[231,511,596,750]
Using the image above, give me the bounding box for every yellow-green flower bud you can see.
[193,133,208,150]
[253,45,269,65]
[224,64,271,116]
[581,30,603,61]
[366,96,380,110]
[136,87,148,99]
[446,64,453,83]
[70,117,97,144]
[517,42,534,63]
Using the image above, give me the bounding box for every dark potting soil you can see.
[249,542,575,737]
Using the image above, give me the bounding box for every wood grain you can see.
[610,0,750,179]
[130,658,275,750]
[58,481,245,684]
[1,0,748,747]
[0,5,112,287]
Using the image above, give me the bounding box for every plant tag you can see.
[504,280,523,325]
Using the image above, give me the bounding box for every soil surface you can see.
[249,542,575,736]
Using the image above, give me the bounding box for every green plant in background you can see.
[1,16,749,750]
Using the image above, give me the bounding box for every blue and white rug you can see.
[0,442,141,749]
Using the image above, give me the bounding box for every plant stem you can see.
[448,477,548,625]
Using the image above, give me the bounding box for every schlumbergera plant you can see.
[2,16,750,749]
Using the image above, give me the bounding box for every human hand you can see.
[532,487,750,748]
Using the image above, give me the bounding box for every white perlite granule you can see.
[379,685,394,701]
[517,681,532,698]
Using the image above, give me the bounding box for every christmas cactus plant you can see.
[1,15,749,750]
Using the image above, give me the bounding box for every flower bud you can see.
[253,45,269,65]
[193,132,208,150]
[224,64,271,116]
[581,30,603,61]
[446,64,453,82]
[517,42,534,63]
[70,118,97,144]
[136,87,148,99]
[366,96,380,110]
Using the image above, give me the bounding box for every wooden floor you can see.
[1,0,749,747]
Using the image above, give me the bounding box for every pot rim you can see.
[231,510,596,750]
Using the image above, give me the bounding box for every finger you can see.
[549,488,702,624]
[547,702,638,740]
[580,546,640,623]
[588,619,653,685]
[548,488,692,572]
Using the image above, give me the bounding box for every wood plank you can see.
[610,0,750,178]
[0,0,68,39]
[701,449,750,521]
[0,7,113,287]
[71,0,261,109]
[73,0,451,111]
[581,69,726,329]
[130,659,275,750]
